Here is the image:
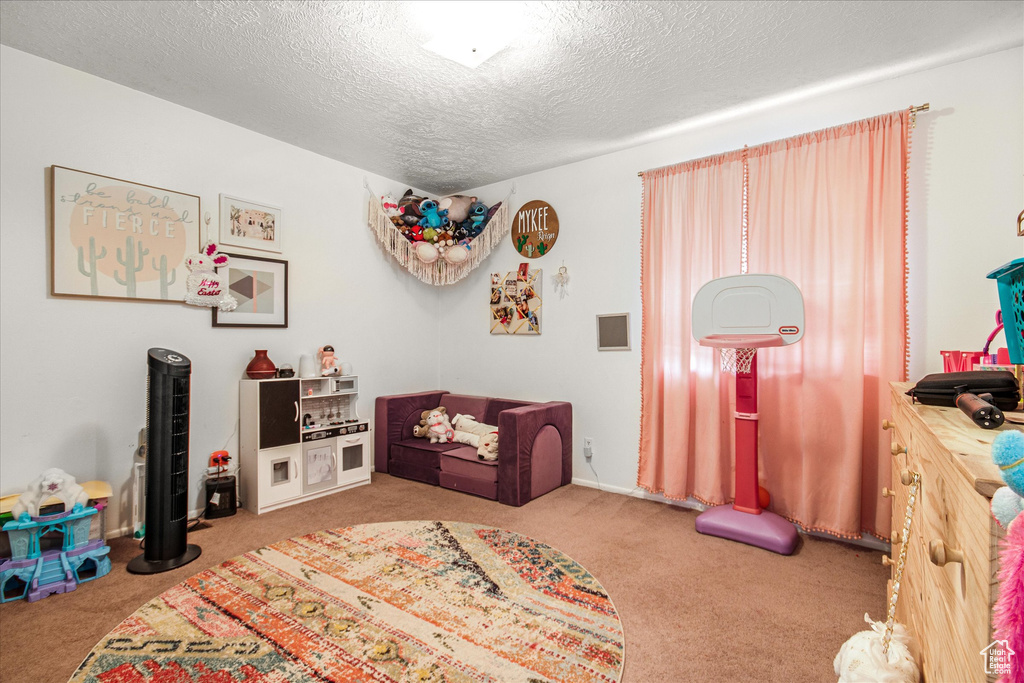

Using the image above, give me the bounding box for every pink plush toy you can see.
[184,242,237,311]
[425,410,454,444]
[992,517,1023,682]
[318,346,340,376]
[991,430,1024,682]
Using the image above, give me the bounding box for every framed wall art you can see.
[212,253,288,328]
[219,194,282,253]
[490,264,542,335]
[51,165,200,302]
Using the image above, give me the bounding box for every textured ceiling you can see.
[1,1,1021,194]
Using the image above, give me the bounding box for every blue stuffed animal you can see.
[418,199,448,230]
[462,201,489,237]
[992,430,1024,528]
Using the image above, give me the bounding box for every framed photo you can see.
[212,253,288,328]
[51,165,200,302]
[218,194,282,253]
[597,313,631,351]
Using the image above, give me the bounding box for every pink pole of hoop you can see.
[733,353,761,514]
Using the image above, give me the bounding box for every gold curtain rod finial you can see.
[910,103,930,113]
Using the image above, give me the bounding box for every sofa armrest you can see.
[374,390,449,473]
[497,401,572,506]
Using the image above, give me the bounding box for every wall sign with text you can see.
[511,200,559,258]
[51,166,200,302]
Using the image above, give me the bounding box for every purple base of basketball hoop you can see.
[695,505,799,555]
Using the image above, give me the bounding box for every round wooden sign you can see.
[512,200,559,258]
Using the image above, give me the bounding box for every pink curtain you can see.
[638,111,908,539]
[638,152,745,505]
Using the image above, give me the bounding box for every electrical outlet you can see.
[583,437,594,459]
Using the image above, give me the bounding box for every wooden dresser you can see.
[885,382,1013,682]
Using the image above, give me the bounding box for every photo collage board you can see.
[490,263,542,335]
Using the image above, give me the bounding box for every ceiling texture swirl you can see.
[1,1,1021,194]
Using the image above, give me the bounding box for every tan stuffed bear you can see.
[412,407,446,438]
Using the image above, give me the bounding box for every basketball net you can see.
[721,347,757,374]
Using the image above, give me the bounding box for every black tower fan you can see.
[128,348,202,574]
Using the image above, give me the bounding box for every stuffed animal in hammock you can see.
[438,195,476,224]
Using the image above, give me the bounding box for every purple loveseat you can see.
[374,391,572,506]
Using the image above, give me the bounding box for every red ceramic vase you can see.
[246,350,276,379]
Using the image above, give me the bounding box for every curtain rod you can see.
[637,103,931,177]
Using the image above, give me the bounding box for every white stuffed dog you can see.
[452,414,499,461]
[12,467,90,520]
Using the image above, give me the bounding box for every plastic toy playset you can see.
[0,468,111,603]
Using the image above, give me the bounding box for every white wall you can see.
[0,46,440,530]
[440,47,1024,496]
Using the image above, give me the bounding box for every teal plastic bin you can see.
[987,257,1024,364]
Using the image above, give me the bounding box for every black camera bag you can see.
[906,371,1020,410]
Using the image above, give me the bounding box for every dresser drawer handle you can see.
[881,555,895,567]
[891,530,903,544]
[882,487,896,498]
[899,469,914,486]
[891,443,907,456]
[928,540,964,566]
[882,419,896,430]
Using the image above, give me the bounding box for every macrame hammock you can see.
[366,182,514,286]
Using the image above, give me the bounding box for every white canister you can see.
[299,354,317,378]
[340,362,353,376]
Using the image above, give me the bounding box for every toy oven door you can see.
[301,438,338,495]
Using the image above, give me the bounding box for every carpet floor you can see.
[0,474,889,682]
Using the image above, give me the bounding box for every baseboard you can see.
[105,506,213,540]
[571,477,708,510]
[570,476,890,551]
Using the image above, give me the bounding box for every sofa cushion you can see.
[484,398,533,426]
[440,394,492,423]
[440,446,498,483]
[391,460,440,486]
[439,472,498,500]
[391,439,460,470]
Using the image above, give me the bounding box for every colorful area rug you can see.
[70,521,624,682]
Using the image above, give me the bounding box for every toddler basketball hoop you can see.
[692,274,805,555]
